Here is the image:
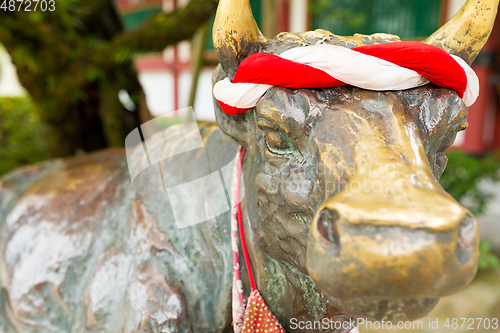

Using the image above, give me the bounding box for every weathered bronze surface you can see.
[213,81,477,324]
[0,0,498,332]
[212,0,497,327]
[0,135,240,332]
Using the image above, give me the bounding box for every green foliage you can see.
[479,241,500,271]
[309,0,441,39]
[440,150,500,215]
[310,0,367,32]
[0,97,49,176]
[440,150,500,271]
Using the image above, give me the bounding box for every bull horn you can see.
[424,0,499,64]
[213,0,266,79]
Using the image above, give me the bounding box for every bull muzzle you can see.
[306,136,479,322]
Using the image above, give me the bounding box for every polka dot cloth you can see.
[242,290,286,333]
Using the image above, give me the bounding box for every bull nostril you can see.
[456,214,476,266]
[317,209,341,255]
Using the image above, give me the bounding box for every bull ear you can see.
[212,65,254,146]
[424,0,499,64]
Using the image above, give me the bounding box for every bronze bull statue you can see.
[0,0,498,331]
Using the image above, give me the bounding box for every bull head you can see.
[212,0,498,325]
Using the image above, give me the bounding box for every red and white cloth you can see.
[231,146,246,332]
[231,147,286,333]
[214,41,479,115]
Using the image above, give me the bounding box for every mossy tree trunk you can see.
[0,0,218,157]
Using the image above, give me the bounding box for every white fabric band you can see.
[213,44,479,109]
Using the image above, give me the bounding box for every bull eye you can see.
[263,129,303,161]
[455,214,476,266]
[316,209,341,255]
[265,129,291,151]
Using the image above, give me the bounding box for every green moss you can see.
[0,97,49,176]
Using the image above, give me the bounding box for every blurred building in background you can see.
[1,0,498,153]
[1,0,499,152]
[112,0,500,155]
[2,0,499,154]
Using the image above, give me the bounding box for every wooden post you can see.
[186,23,208,122]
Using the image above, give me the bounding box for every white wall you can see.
[0,45,26,97]
[289,0,308,33]
[179,69,216,121]
[138,71,176,115]
[447,0,467,20]
[139,68,216,121]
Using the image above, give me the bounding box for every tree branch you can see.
[96,0,218,66]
